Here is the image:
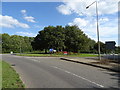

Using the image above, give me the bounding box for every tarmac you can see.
[60,57,120,72]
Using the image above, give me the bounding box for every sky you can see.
[1,0,119,46]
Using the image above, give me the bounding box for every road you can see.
[2,54,119,88]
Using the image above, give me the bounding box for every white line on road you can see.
[52,66,104,88]
[34,60,40,62]
[30,59,41,63]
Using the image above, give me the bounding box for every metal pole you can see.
[86,1,101,60]
[96,1,101,60]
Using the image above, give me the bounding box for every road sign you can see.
[49,49,53,52]
[105,41,116,50]
[63,51,68,55]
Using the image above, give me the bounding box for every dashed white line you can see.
[52,66,104,88]
[30,59,41,63]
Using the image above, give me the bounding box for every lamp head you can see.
[86,6,89,9]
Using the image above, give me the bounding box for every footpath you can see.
[60,57,120,72]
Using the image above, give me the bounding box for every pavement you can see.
[60,57,120,72]
[2,54,119,88]
[103,54,120,60]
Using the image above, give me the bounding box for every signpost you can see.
[105,41,116,51]
[49,49,53,53]
[63,51,68,55]
[105,41,116,60]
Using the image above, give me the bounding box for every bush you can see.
[55,51,64,55]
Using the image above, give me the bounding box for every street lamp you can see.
[86,1,101,60]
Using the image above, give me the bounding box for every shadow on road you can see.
[102,71,120,88]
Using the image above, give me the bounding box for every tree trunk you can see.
[45,49,47,54]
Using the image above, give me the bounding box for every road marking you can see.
[52,66,104,88]
[23,57,41,63]
[30,59,40,63]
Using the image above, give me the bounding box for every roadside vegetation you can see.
[17,53,98,57]
[1,25,119,55]
[1,60,25,88]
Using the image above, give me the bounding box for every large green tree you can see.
[32,26,65,53]
[64,25,91,52]
[32,25,97,53]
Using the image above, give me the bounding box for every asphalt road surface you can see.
[2,54,119,88]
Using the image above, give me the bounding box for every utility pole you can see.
[86,1,101,60]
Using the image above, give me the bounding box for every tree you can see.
[64,25,91,52]
[32,26,65,53]
[2,33,11,53]
[2,33,33,53]
[23,36,33,52]
[94,42,106,54]
[115,46,120,54]
[32,25,96,53]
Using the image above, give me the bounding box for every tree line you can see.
[32,25,107,53]
[2,33,33,53]
[1,25,119,54]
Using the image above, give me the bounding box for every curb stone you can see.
[60,58,120,72]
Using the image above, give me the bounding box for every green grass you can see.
[67,54,98,57]
[1,60,25,88]
[17,54,63,57]
[17,53,98,57]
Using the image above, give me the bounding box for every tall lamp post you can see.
[86,1,101,60]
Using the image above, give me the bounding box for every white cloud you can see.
[57,4,72,15]
[21,9,36,23]
[68,16,118,44]
[16,32,37,37]
[0,23,14,28]
[68,18,88,28]
[0,15,30,28]
[58,0,118,44]
[99,18,109,23]
[33,25,45,29]
[100,27,117,38]
[89,23,117,44]
[57,0,119,16]
[85,26,118,45]
[21,10,26,14]
[24,16,36,23]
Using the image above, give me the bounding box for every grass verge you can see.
[17,53,98,57]
[1,60,25,88]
